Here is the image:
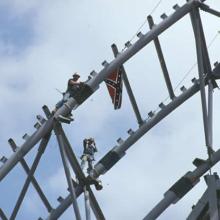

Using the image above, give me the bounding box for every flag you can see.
[105,67,123,109]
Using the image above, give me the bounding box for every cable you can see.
[164,31,219,103]
[149,0,163,15]
[151,31,220,115]
[121,0,163,52]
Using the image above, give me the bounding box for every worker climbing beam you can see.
[45,62,220,219]
[0,0,200,182]
[58,126,105,220]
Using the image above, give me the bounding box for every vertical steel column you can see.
[111,44,143,125]
[53,122,81,220]
[190,8,209,147]
[87,187,105,220]
[147,15,175,100]
[208,82,213,148]
[58,127,86,182]
[196,8,214,150]
[187,190,209,219]
[8,139,52,212]
[9,134,51,220]
[0,0,198,182]
[84,187,91,220]
[206,175,220,220]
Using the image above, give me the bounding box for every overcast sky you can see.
[1,0,220,219]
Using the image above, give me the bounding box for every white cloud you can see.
[1,0,220,219]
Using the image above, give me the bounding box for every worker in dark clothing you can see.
[66,73,81,97]
[54,73,82,112]
[81,138,97,174]
[80,138,103,190]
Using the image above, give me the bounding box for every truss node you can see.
[34,122,41,129]
[158,102,166,109]
[1,1,220,219]
[22,133,30,141]
[125,41,132,48]
[101,60,109,67]
[127,128,135,135]
[173,4,180,10]
[137,32,144,38]
[192,158,206,167]
[160,13,168,19]
[180,86,187,92]
[42,105,52,119]
[57,196,64,203]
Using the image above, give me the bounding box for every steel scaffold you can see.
[1,0,220,219]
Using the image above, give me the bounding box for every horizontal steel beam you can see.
[92,79,202,178]
[0,0,199,182]
[45,77,206,219]
[87,0,199,90]
[45,185,83,220]
[0,118,53,181]
[10,134,50,220]
[143,148,220,219]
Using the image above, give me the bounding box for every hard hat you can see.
[72,72,80,78]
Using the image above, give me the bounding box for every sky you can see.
[0,0,220,219]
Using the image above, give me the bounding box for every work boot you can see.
[94,179,103,191]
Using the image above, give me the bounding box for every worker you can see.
[53,73,82,112]
[80,138,97,174]
[80,138,103,190]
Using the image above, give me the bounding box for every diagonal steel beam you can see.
[111,44,143,125]
[9,134,51,220]
[87,186,105,220]
[187,189,209,219]
[45,75,212,219]
[200,3,220,17]
[190,8,210,147]
[196,7,214,150]
[92,79,203,179]
[45,185,83,220]
[0,209,8,220]
[147,15,175,100]
[53,122,81,220]
[143,148,220,220]
[58,127,86,183]
[8,139,52,212]
[0,0,199,182]
[59,127,105,220]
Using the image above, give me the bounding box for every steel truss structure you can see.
[1,0,220,219]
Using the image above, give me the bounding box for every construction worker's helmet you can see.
[72,72,80,79]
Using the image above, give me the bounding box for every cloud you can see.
[1,0,220,219]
